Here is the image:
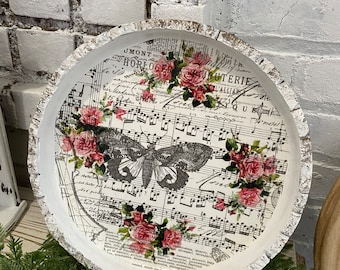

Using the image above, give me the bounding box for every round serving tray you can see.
[28,20,312,270]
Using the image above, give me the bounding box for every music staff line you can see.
[111,129,289,176]
[102,178,275,216]
[110,102,288,150]
[57,70,288,162]
[94,192,265,252]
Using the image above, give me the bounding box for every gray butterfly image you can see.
[98,128,213,191]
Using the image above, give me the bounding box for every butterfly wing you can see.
[98,128,146,182]
[155,142,213,171]
[154,143,212,190]
[106,154,144,183]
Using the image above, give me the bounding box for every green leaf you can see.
[226,165,239,172]
[229,182,240,188]
[184,47,194,57]
[95,164,105,176]
[181,42,187,52]
[167,83,176,94]
[122,203,133,216]
[136,205,144,213]
[203,95,216,108]
[118,227,129,234]
[7,235,23,261]
[161,218,168,227]
[209,74,223,83]
[222,153,230,161]
[144,249,154,261]
[183,89,191,101]
[144,211,153,223]
[252,140,260,149]
[120,233,130,241]
[0,228,89,270]
[163,248,169,255]
[177,62,187,69]
[192,99,201,107]
[167,51,174,60]
[0,224,6,252]
[226,138,238,151]
[75,158,83,169]
[209,67,219,76]
[256,145,268,153]
[269,174,280,181]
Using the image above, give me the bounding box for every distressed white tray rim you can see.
[27,19,312,270]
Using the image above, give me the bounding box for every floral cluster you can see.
[59,94,126,175]
[118,204,195,261]
[214,138,281,219]
[139,43,222,108]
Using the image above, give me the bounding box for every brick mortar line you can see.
[1,16,115,36]
[7,27,22,74]
[0,1,117,36]
[69,0,85,33]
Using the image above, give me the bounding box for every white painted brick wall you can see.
[212,0,340,42]
[151,3,206,22]
[307,113,340,157]
[16,29,74,73]
[153,0,208,5]
[81,0,147,26]
[301,57,340,104]
[9,0,70,21]
[0,29,12,67]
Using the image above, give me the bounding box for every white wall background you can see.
[1,0,340,268]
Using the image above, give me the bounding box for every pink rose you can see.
[129,241,152,254]
[84,159,93,168]
[61,129,76,152]
[73,131,97,156]
[90,151,104,165]
[115,107,126,121]
[188,226,195,232]
[186,51,211,66]
[179,63,207,89]
[191,87,206,102]
[130,222,157,244]
[79,106,103,126]
[238,187,262,208]
[61,136,73,152]
[208,84,215,92]
[229,150,245,165]
[152,57,175,82]
[264,156,277,176]
[142,90,155,102]
[214,197,226,211]
[131,211,144,224]
[241,143,249,152]
[242,154,264,181]
[162,228,182,250]
[239,163,246,178]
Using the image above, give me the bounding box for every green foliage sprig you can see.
[0,225,88,270]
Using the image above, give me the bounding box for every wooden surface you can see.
[314,176,340,270]
[5,186,48,252]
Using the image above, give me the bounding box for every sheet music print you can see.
[54,37,290,268]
